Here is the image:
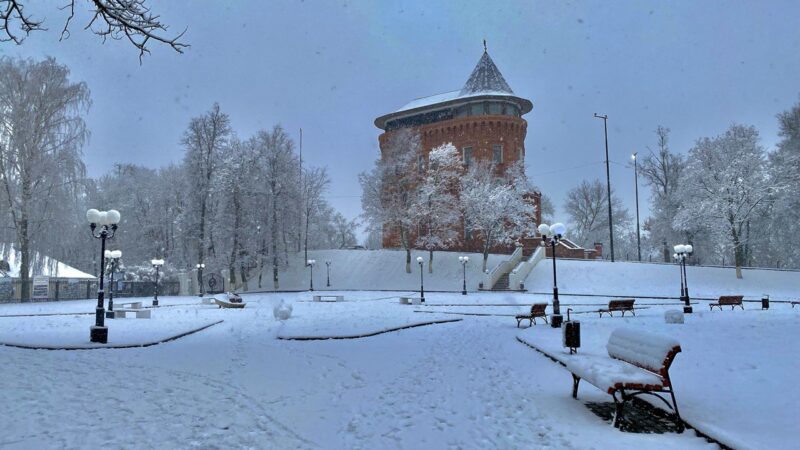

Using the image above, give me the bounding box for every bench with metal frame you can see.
[567,328,683,430]
[515,303,548,327]
[598,299,636,318]
[107,308,151,319]
[709,295,744,311]
[314,295,344,302]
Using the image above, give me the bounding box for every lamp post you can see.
[86,208,121,344]
[458,256,469,295]
[632,153,641,262]
[325,261,331,287]
[538,222,567,328]
[151,259,164,307]
[593,113,615,262]
[673,244,693,313]
[307,259,316,291]
[196,263,205,297]
[416,256,425,303]
[104,250,122,313]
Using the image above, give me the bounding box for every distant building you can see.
[374,49,540,254]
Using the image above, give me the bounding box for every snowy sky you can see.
[4,0,800,239]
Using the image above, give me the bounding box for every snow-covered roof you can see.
[376,50,531,129]
[0,244,96,279]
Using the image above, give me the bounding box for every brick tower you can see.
[374,49,541,253]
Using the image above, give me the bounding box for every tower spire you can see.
[483,39,487,53]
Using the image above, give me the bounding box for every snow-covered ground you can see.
[526,259,800,301]
[246,249,506,292]
[0,286,797,449]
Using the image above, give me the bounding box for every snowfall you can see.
[0,259,798,449]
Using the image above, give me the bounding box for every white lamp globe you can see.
[686,245,693,254]
[464,256,469,262]
[86,209,101,224]
[307,259,313,265]
[537,224,550,236]
[551,223,566,236]
[673,253,679,260]
[104,250,112,258]
[98,211,109,226]
[113,250,122,258]
[416,256,424,263]
[107,209,121,225]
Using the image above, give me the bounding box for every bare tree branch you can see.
[0,0,46,44]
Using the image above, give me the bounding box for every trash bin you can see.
[562,308,580,354]
[762,294,769,310]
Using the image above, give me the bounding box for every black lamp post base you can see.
[152,299,159,307]
[683,305,693,314]
[462,290,467,296]
[90,326,108,343]
[550,314,564,328]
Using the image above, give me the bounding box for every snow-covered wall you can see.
[245,249,506,292]
[524,258,800,300]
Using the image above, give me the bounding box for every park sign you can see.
[32,276,49,300]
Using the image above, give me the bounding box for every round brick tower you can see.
[374,49,540,252]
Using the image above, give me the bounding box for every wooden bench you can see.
[598,299,636,317]
[567,328,683,429]
[106,309,151,319]
[709,295,744,311]
[314,295,344,302]
[515,303,548,327]
[399,296,423,305]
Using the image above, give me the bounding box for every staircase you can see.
[491,272,510,291]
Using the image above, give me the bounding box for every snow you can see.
[605,327,681,373]
[0,263,797,449]
[0,243,96,279]
[249,248,507,292]
[566,354,666,391]
[665,309,685,324]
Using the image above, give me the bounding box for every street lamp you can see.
[632,153,641,262]
[416,256,425,303]
[593,113,615,262]
[307,259,316,291]
[539,222,567,328]
[151,259,164,307]
[86,208,121,344]
[325,261,331,287]
[673,244,693,313]
[196,263,205,297]
[104,250,122,313]
[458,256,469,295]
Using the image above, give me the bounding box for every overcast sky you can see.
[4,0,800,241]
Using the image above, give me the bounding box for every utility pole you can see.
[298,128,303,253]
[632,152,641,261]
[593,113,615,262]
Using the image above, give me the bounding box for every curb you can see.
[277,318,462,341]
[0,320,224,351]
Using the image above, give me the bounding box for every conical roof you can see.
[459,51,514,96]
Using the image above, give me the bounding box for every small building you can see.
[0,244,97,302]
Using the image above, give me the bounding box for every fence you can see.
[0,279,180,303]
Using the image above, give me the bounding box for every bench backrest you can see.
[718,295,743,305]
[531,303,547,314]
[606,328,681,377]
[608,299,635,309]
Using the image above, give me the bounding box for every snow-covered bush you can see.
[664,309,684,324]
[273,300,293,321]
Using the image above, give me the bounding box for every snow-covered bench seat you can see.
[598,299,636,318]
[313,295,344,302]
[709,295,744,311]
[515,303,548,327]
[568,328,682,429]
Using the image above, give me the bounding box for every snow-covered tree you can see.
[564,179,632,253]
[411,143,462,273]
[461,161,536,272]
[674,124,778,278]
[301,166,330,263]
[359,129,422,273]
[768,99,800,268]
[0,56,89,300]
[181,103,231,277]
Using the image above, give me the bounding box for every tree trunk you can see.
[732,226,744,279]
[428,249,433,273]
[19,170,32,302]
[271,183,279,289]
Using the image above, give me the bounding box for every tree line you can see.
[561,102,800,277]
[0,56,357,300]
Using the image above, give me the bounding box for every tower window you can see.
[418,154,425,174]
[462,146,473,166]
[492,144,503,163]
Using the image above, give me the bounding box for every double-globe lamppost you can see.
[674,244,693,313]
[416,256,425,303]
[151,259,164,307]
[325,261,331,287]
[86,208,121,344]
[538,222,567,328]
[458,256,469,295]
[196,263,205,297]
[104,250,122,314]
[307,259,316,291]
